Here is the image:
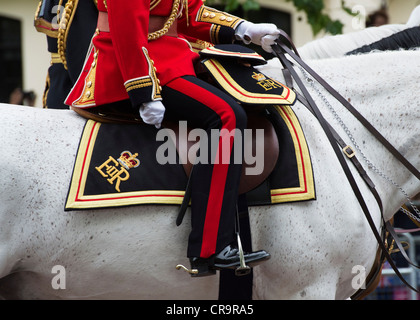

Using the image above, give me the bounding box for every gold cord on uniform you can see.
[58,0,78,70]
[148,0,183,40]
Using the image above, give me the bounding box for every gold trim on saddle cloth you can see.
[65,120,185,210]
[200,46,266,63]
[65,105,315,210]
[203,58,297,105]
[270,105,315,203]
[189,39,213,53]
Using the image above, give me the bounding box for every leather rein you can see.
[271,33,420,297]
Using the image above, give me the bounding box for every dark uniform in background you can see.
[35,0,98,109]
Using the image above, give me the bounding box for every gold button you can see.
[91,61,96,67]
[219,15,226,21]
[203,12,209,18]
[87,81,92,88]
[85,91,91,98]
[226,17,233,22]
[209,13,216,18]
[94,52,98,59]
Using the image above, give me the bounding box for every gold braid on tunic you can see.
[57,0,79,70]
[104,0,185,40]
[148,0,184,40]
[58,0,186,68]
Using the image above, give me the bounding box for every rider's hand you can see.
[235,21,280,53]
[139,100,165,129]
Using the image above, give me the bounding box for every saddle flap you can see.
[202,57,297,106]
[199,44,268,66]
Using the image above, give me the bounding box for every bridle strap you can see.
[295,91,384,214]
[289,69,388,301]
[274,38,420,181]
[271,40,419,294]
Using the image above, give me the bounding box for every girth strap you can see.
[271,39,420,294]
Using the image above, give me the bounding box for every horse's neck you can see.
[361,105,420,220]
[303,51,420,221]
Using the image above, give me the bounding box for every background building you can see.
[0,0,419,107]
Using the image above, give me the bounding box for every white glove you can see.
[139,100,165,129]
[235,21,280,53]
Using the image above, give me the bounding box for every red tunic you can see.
[65,0,243,109]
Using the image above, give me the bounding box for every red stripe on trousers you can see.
[167,77,237,258]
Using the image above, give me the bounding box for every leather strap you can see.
[274,37,420,181]
[386,221,420,269]
[296,92,384,212]
[176,165,193,226]
[271,40,419,294]
[294,92,387,300]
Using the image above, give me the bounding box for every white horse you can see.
[298,5,420,60]
[0,49,419,300]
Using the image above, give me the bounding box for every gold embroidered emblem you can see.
[251,72,266,82]
[118,151,140,169]
[252,72,283,91]
[95,151,140,192]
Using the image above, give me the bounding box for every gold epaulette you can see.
[196,6,243,29]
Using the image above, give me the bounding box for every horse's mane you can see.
[346,26,420,55]
[261,48,420,87]
[297,24,406,60]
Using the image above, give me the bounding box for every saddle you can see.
[66,44,315,210]
[71,44,298,195]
